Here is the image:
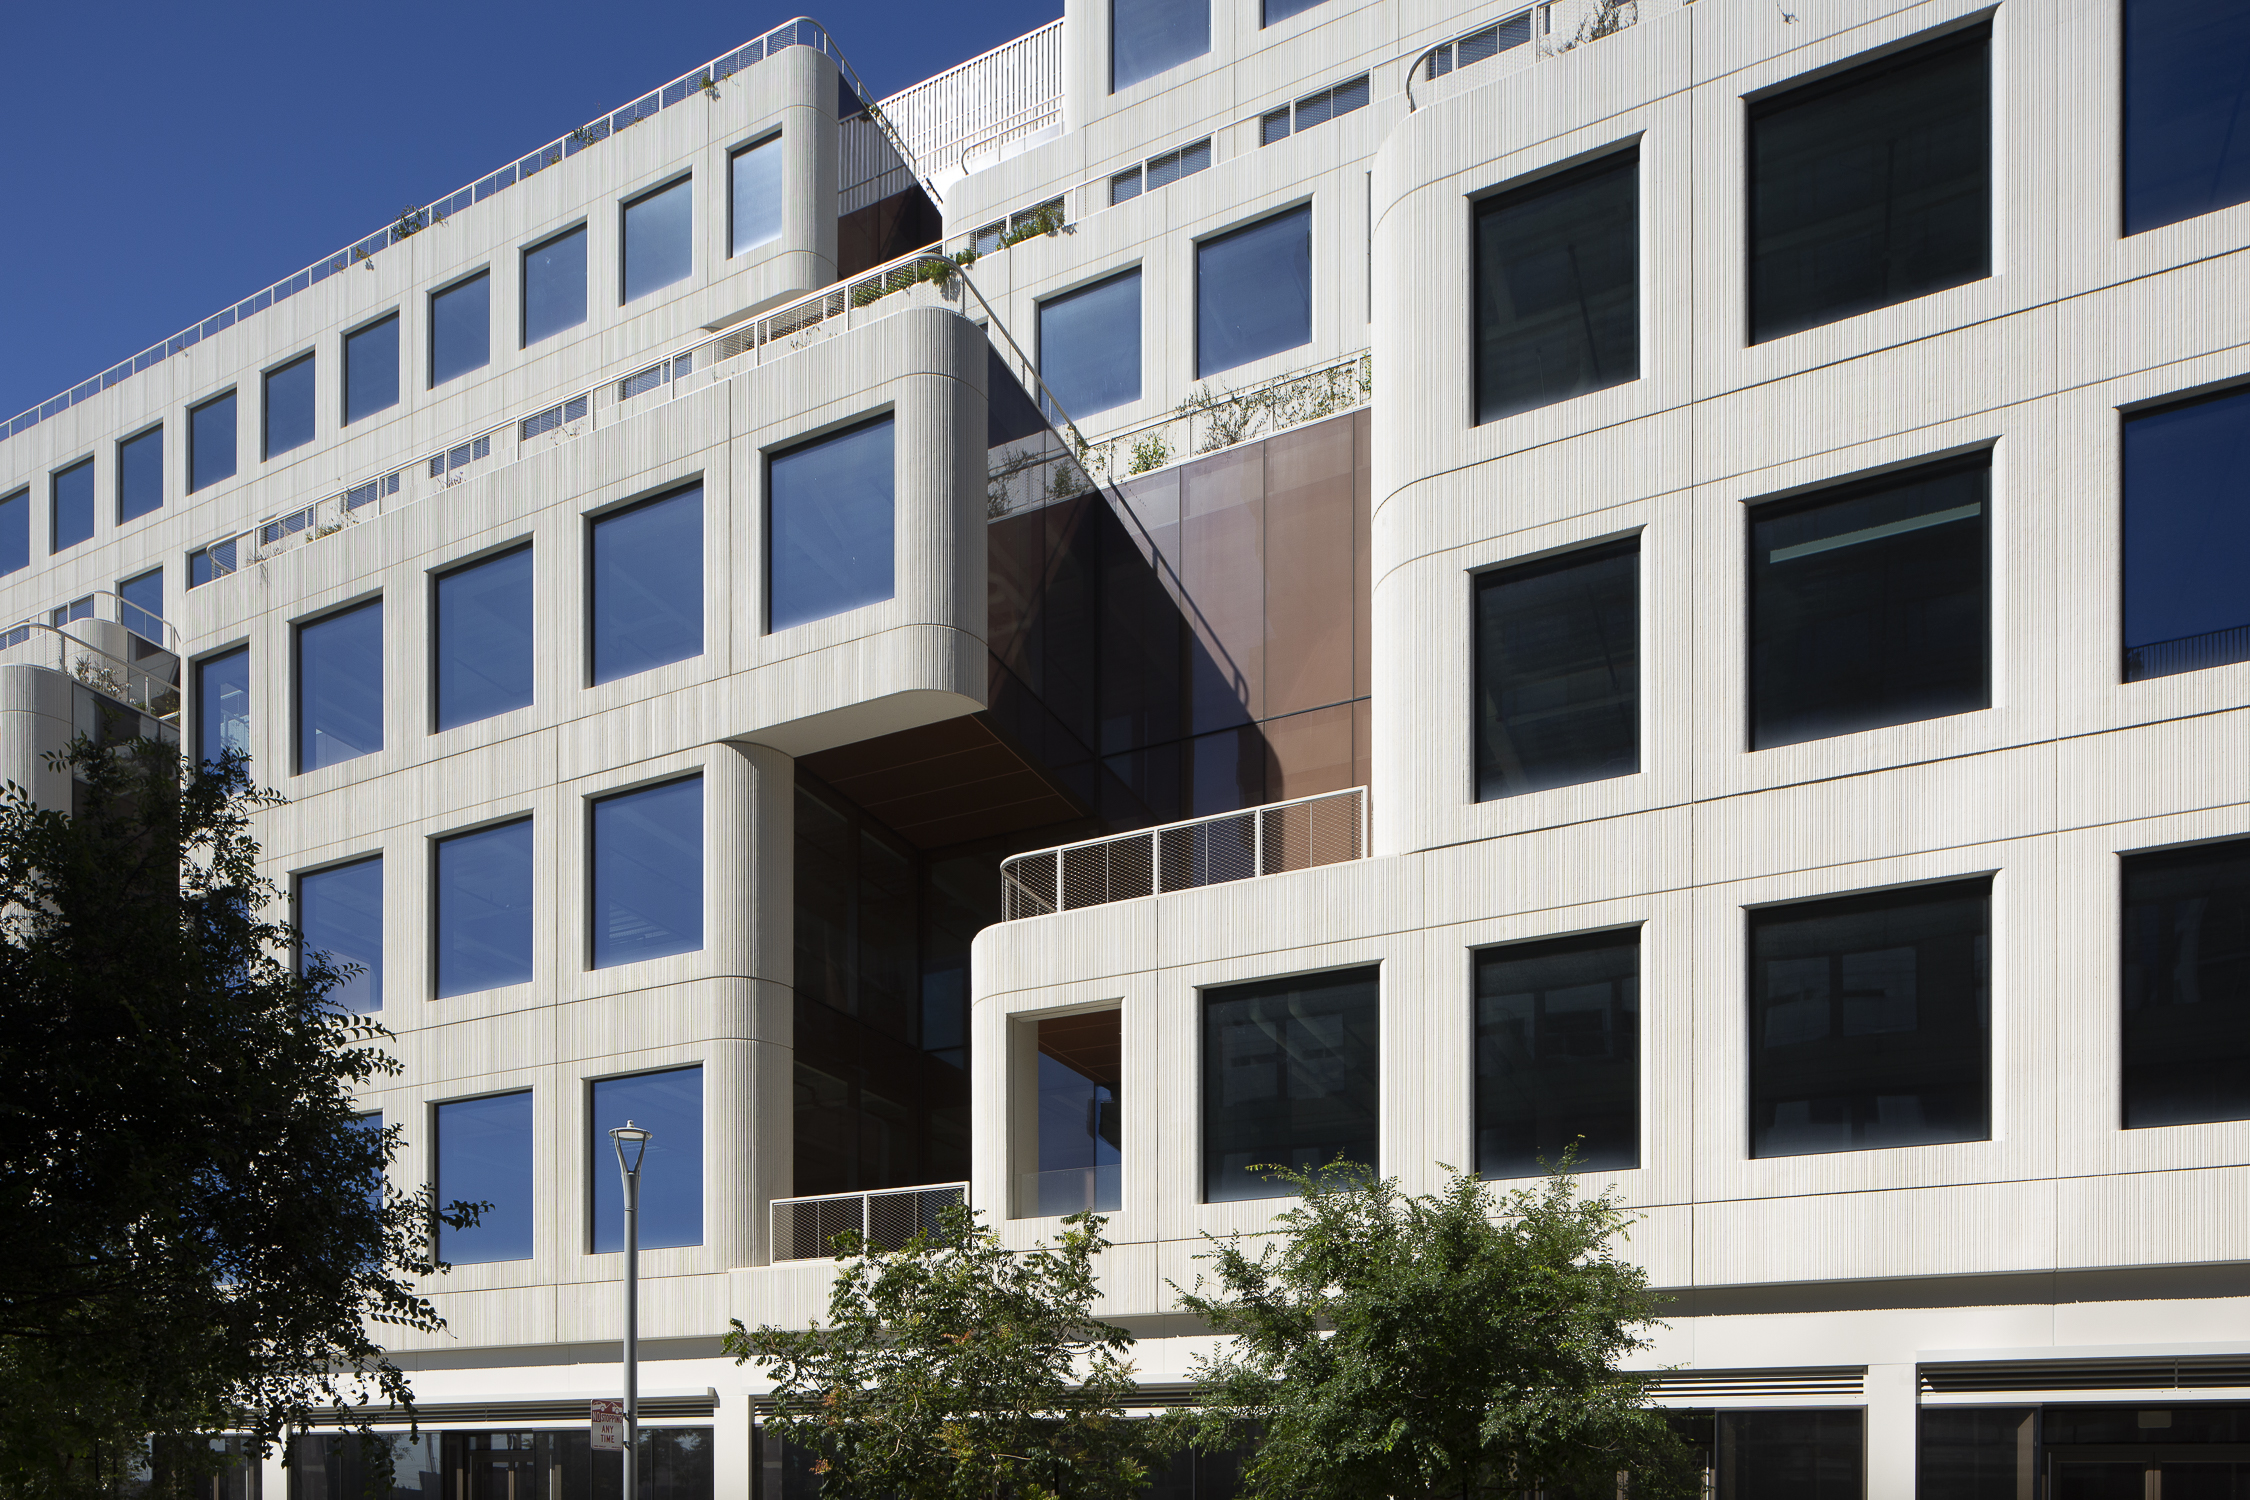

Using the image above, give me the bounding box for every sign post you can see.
[591,1398,625,1453]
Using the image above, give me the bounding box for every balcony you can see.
[769,1182,967,1262]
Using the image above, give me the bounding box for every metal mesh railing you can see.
[770,1183,968,1261]
[1000,787,1367,921]
[0,621,182,722]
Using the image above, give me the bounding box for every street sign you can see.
[591,1399,625,1452]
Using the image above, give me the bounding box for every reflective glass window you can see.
[1917,1408,2033,1500]
[196,646,250,768]
[300,856,383,1014]
[263,353,315,460]
[1202,965,1379,1202]
[1717,1411,1864,1500]
[2125,0,2250,234]
[344,314,399,425]
[1749,454,1988,749]
[1111,0,1209,92]
[49,597,93,628]
[623,179,693,303]
[2122,386,2250,680]
[1749,26,1990,343]
[434,544,534,731]
[1749,879,1991,1158]
[1022,1010,1122,1218]
[1475,150,1639,423]
[590,485,703,684]
[118,567,163,641]
[50,459,93,553]
[436,1091,533,1263]
[0,490,24,575]
[189,390,237,492]
[591,776,703,969]
[768,416,895,632]
[1263,0,1326,23]
[2123,839,2250,1128]
[296,599,384,772]
[118,426,162,522]
[429,272,491,388]
[1039,269,1142,420]
[1474,539,1638,799]
[591,1067,704,1251]
[1475,931,1639,1177]
[523,226,588,347]
[730,136,784,256]
[435,817,535,997]
[1195,206,1311,378]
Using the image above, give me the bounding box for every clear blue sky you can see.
[0,0,1061,422]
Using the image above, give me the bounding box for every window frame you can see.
[764,412,898,635]
[1197,962,1383,1204]
[620,174,695,306]
[342,310,401,426]
[191,642,252,768]
[116,422,164,524]
[294,852,385,1014]
[520,223,589,349]
[585,771,707,971]
[431,1088,536,1264]
[586,1064,707,1253]
[1470,532,1642,800]
[187,387,238,494]
[426,268,493,390]
[727,132,785,260]
[429,539,536,734]
[431,813,538,999]
[261,350,317,462]
[292,594,386,775]
[1036,265,1146,422]
[1192,201,1315,381]
[585,479,707,687]
[48,456,95,555]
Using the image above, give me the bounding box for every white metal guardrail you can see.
[0,619,182,723]
[770,1183,968,1261]
[1406,0,1685,112]
[999,786,1368,922]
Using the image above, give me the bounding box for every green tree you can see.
[0,740,475,1499]
[723,1205,1170,1500]
[1174,1161,1698,1500]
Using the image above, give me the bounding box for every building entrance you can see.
[2050,1452,2250,1497]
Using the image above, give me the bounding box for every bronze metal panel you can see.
[1263,418,1358,719]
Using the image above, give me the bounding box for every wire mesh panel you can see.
[1004,850,1059,920]
[1258,788,1364,874]
[866,1185,965,1250]
[769,1185,967,1261]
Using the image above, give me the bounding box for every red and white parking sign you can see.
[591,1399,625,1452]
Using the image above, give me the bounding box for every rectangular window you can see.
[189,390,237,492]
[118,567,163,641]
[296,599,384,772]
[344,314,400,424]
[1475,930,1639,1177]
[1203,965,1379,1202]
[730,135,784,256]
[433,544,534,731]
[2122,385,2250,680]
[1263,0,1327,25]
[435,817,535,997]
[590,485,703,684]
[1918,1408,2033,1499]
[0,490,25,576]
[590,776,704,968]
[522,226,588,348]
[1474,538,1639,798]
[50,597,92,628]
[767,416,895,632]
[1111,0,1209,92]
[2122,838,2250,1128]
[1021,1010,1122,1217]
[300,856,383,1014]
[2124,0,2250,234]
[50,459,94,553]
[1039,269,1142,420]
[1475,149,1640,422]
[1110,167,1144,205]
[429,272,491,388]
[623,178,693,303]
[1748,454,1988,750]
[591,1067,704,1251]
[1749,878,1991,1158]
[262,353,315,461]
[195,646,250,768]
[1749,25,1990,342]
[1145,138,1210,190]
[1717,1411,1864,1498]
[118,426,162,522]
[1196,206,1311,378]
[1271,74,1369,140]
[435,1091,533,1263]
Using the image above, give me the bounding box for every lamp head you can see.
[610,1121,653,1175]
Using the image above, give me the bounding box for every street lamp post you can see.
[610,1122,653,1500]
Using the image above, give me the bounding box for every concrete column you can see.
[708,740,796,1268]
[1865,1362,1920,1498]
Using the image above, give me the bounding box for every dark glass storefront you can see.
[288,1430,711,1500]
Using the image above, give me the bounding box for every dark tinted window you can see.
[1263,0,1325,23]
[1475,150,1639,422]
[300,856,383,1014]
[434,545,534,731]
[263,353,315,459]
[118,426,162,522]
[1717,1411,1863,1500]
[189,390,237,492]
[2125,0,2250,234]
[731,137,784,256]
[1918,1408,2033,1500]
[1749,878,1990,1158]
[435,817,535,997]
[768,416,895,632]
[50,460,94,553]
[430,272,491,387]
[118,568,163,641]
[623,179,693,303]
[1040,269,1142,420]
[523,227,587,347]
[0,490,24,575]
[196,646,250,768]
[1474,539,1637,798]
[296,600,384,772]
[1475,931,1639,1177]
[2121,386,2250,680]
[591,776,703,969]
[1026,1012,1122,1217]
[1196,206,1311,377]
[1203,965,1379,1202]
[590,485,703,684]
[1749,455,1988,750]
[436,1091,533,1263]
[591,1067,704,1251]
[1112,0,1209,91]
[2123,839,2250,1128]
[344,315,400,424]
[1749,26,1990,343]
